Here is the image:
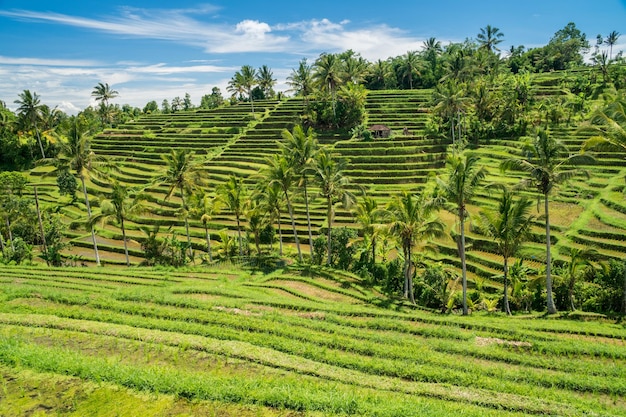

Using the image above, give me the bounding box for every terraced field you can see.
[1,264,625,416]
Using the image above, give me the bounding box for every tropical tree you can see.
[257,65,276,99]
[286,58,314,104]
[263,154,302,262]
[389,191,444,304]
[314,53,342,115]
[556,247,598,311]
[218,175,247,257]
[93,181,146,266]
[501,129,593,314]
[353,196,385,265]
[228,65,258,114]
[401,51,421,89]
[189,189,222,263]
[479,188,534,315]
[254,182,284,255]
[477,25,504,53]
[433,80,469,143]
[14,90,46,158]
[581,97,626,154]
[91,82,119,127]
[279,125,319,256]
[314,149,357,266]
[605,31,620,60]
[436,150,487,315]
[367,59,393,90]
[51,116,110,266]
[156,149,204,259]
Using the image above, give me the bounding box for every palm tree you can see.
[91,82,119,127]
[479,188,534,315]
[93,181,146,266]
[353,196,385,264]
[314,149,357,266]
[253,181,284,255]
[401,51,420,89]
[501,129,593,314]
[263,154,302,262]
[389,191,444,304]
[52,116,110,266]
[14,90,45,158]
[433,80,469,143]
[188,189,222,263]
[368,59,392,90]
[314,53,342,116]
[477,25,504,53]
[557,247,598,311]
[581,97,626,154]
[286,58,314,105]
[342,52,368,85]
[156,149,204,259]
[279,125,319,256]
[436,150,487,315]
[605,31,620,60]
[218,175,247,257]
[228,65,258,114]
[257,65,276,99]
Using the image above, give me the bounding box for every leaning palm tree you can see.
[279,125,319,256]
[389,191,444,304]
[155,149,204,259]
[314,149,357,266]
[14,90,45,158]
[501,129,593,314]
[218,175,247,257]
[436,150,487,315]
[479,187,534,315]
[262,154,302,262]
[51,116,110,265]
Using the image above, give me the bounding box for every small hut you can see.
[368,124,391,138]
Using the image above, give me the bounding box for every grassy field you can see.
[1,264,625,416]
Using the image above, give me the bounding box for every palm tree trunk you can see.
[34,186,49,265]
[248,88,255,115]
[372,236,377,265]
[180,184,193,259]
[277,209,284,257]
[303,179,314,257]
[403,245,409,298]
[407,246,415,304]
[459,207,469,315]
[35,127,45,159]
[5,217,14,251]
[204,224,213,262]
[503,257,511,315]
[621,261,626,315]
[568,276,576,311]
[284,189,302,262]
[120,216,130,266]
[236,215,243,257]
[81,176,100,266]
[545,195,557,314]
[326,195,333,266]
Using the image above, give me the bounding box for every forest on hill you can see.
[1,22,625,316]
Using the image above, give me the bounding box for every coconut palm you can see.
[581,97,626,154]
[401,51,421,89]
[218,175,247,257]
[501,129,593,314]
[314,53,342,116]
[605,31,620,60]
[14,90,45,158]
[263,154,302,262]
[433,80,469,143]
[91,82,119,127]
[353,196,386,264]
[389,191,444,304]
[477,25,504,53]
[479,187,534,315]
[254,182,284,256]
[279,125,319,256]
[436,151,487,315]
[51,116,110,266]
[286,58,314,105]
[92,181,147,266]
[156,149,204,259]
[368,59,393,90]
[188,189,222,263]
[557,247,598,311]
[228,65,257,114]
[257,65,276,99]
[314,149,357,266]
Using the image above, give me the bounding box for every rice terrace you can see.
[1,6,626,416]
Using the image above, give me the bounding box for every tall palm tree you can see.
[436,151,487,315]
[389,191,444,304]
[557,247,597,311]
[368,59,393,90]
[91,82,119,127]
[314,53,342,116]
[314,149,357,266]
[401,51,421,89]
[342,52,368,85]
[286,58,314,105]
[188,189,222,263]
[279,125,319,256]
[93,181,146,266]
[479,188,534,315]
[52,116,110,266]
[605,31,620,60]
[477,25,504,53]
[228,65,258,114]
[254,181,284,255]
[14,90,45,158]
[353,196,385,264]
[257,65,276,99]
[156,149,204,259]
[218,175,247,257]
[433,80,469,143]
[581,97,626,154]
[263,154,302,262]
[501,129,593,314]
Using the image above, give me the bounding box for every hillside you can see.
[1,264,625,416]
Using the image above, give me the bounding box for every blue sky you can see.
[1,0,625,114]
